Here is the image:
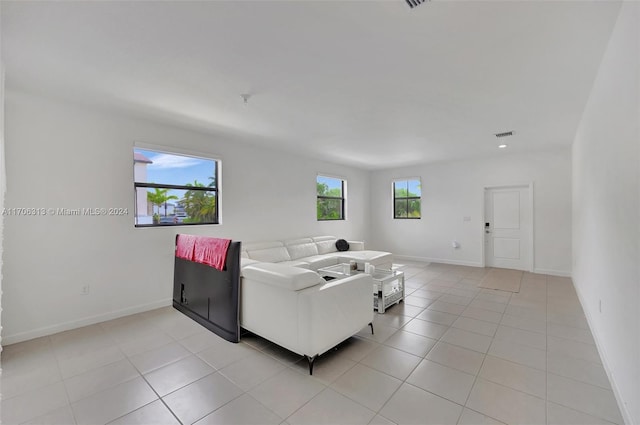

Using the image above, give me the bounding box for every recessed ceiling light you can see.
[498,144,507,149]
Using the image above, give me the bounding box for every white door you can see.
[484,186,532,271]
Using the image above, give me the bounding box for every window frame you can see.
[133,147,220,227]
[393,178,421,219]
[316,174,346,221]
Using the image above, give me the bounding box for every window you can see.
[134,148,219,226]
[394,179,421,219]
[317,175,345,220]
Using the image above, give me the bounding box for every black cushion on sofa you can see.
[335,239,349,252]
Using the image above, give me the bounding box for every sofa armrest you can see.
[297,274,374,356]
[242,263,322,291]
[347,240,365,251]
[240,258,261,276]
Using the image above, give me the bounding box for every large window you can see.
[394,179,421,219]
[134,148,219,227]
[317,175,345,221]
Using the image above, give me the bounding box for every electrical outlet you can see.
[81,285,90,295]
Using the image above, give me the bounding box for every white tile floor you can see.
[0,262,625,425]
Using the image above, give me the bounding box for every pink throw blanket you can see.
[193,237,231,271]
[176,234,197,260]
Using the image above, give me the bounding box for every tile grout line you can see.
[361,264,433,421]
[50,335,80,425]
[247,339,332,424]
[380,270,475,423]
[454,280,508,425]
[113,352,193,425]
[115,323,247,425]
[38,334,77,425]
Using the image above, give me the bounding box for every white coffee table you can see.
[317,264,405,313]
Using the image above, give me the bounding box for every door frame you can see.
[481,183,535,272]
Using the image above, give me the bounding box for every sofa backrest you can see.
[243,241,292,263]
[242,236,343,263]
[284,238,319,260]
[312,236,339,254]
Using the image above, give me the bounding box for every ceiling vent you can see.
[405,0,429,9]
[495,131,514,138]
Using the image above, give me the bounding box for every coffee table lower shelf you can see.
[374,288,404,313]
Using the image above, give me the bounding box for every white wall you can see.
[572,2,639,424]
[369,149,572,275]
[1,91,370,344]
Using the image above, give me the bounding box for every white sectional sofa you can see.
[240,236,393,271]
[239,236,392,374]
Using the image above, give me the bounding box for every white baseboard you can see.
[394,255,483,268]
[572,276,633,425]
[533,267,572,277]
[2,298,172,345]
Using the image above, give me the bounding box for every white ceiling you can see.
[1,1,622,170]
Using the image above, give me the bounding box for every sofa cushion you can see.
[284,239,318,260]
[248,246,291,263]
[279,260,311,269]
[312,236,338,242]
[303,254,340,271]
[347,240,365,251]
[243,241,284,260]
[243,263,322,291]
[315,239,338,255]
[241,258,260,268]
[284,237,314,246]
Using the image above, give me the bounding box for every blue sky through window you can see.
[408,179,421,196]
[317,175,342,195]
[395,179,421,197]
[134,149,216,187]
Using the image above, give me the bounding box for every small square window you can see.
[393,179,421,219]
[317,175,345,220]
